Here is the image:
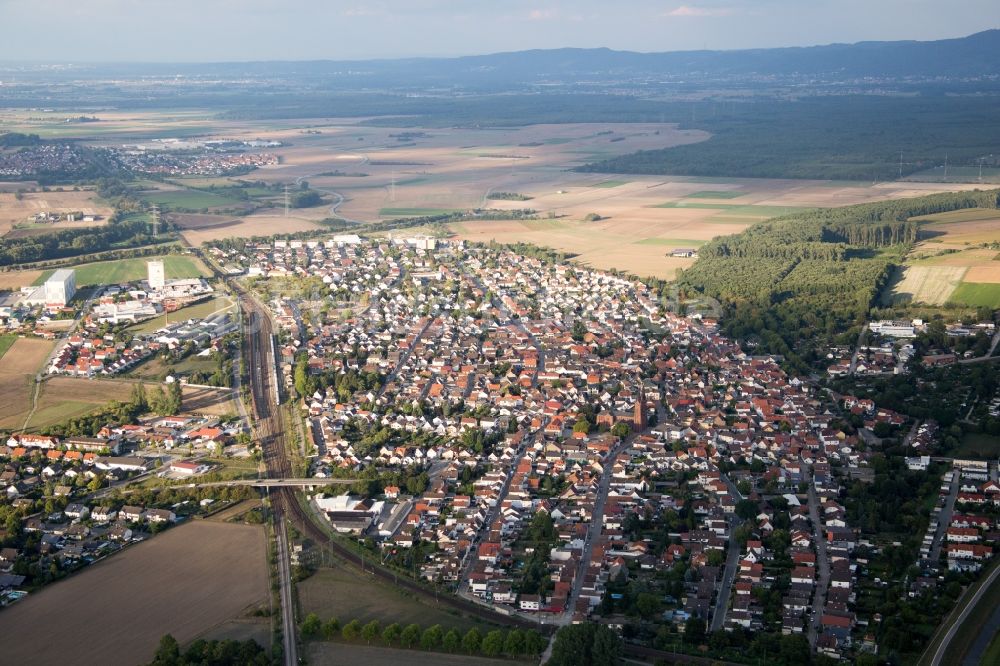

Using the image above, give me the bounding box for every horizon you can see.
[1,0,999,63]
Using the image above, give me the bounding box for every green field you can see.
[593,179,629,188]
[127,296,234,335]
[948,282,1000,307]
[633,238,707,246]
[378,208,458,217]
[686,190,745,199]
[910,208,1000,224]
[0,335,17,361]
[24,400,98,431]
[139,189,242,210]
[34,255,210,287]
[298,565,498,635]
[654,202,809,217]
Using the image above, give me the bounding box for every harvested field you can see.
[169,213,241,230]
[0,338,55,429]
[307,644,523,666]
[0,521,267,666]
[964,265,1000,283]
[0,269,43,290]
[17,376,133,430]
[0,190,112,237]
[181,213,322,245]
[886,265,967,305]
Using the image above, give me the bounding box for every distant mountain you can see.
[3,30,999,89]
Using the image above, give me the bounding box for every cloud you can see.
[528,9,557,21]
[665,5,733,18]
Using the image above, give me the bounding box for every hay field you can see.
[0,190,112,237]
[0,521,267,666]
[885,266,968,305]
[181,212,323,245]
[0,338,55,429]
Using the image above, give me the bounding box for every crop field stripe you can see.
[686,190,745,199]
[0,335,16,361]
[948,282,1000,307]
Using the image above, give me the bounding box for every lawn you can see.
[593,179,629,188]
[138,189,242,210]
[34,254,210,287]
[981,630,1000,666]
[378,208,459,218]
[953,433,1000,459]
[0,335,16,361]
[127,295,234,335]
[686,190,745,199]
[948,282,1000,307]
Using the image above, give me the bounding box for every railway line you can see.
[215,253,540,645]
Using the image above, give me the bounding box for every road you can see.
[374,315,435,401]
[215,252,539,642]
[561,436,631,623]
[928,469,960,564]
[929,561,1000,666]
[959,327,1000,364]
[710,473,745,633]
[807,481,830,647]
[848,324,868,375]
[456,432,534,595]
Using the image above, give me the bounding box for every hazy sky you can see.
[2,0,998,62]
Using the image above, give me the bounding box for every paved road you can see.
[931,561,1000,666]
[928,470,960,564]
[710,473,745,632]
[959,328,1000,364]
[561,436,631,623]
[807,482,830,647]
[849,324,868,375]
[374,316,435,401]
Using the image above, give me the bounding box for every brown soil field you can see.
[964,265,1000,283]
[0,521,267,666]
[0,190,112,237]
[181,385,240,415]
[169,213,241,230]
[307,643,525,666]
[181,213,322,245]
[0,269,43,290]
[0,338,55,429]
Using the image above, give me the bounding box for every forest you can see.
[578,95,1000,181]
[678,189,1000,371]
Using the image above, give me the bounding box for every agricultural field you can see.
[0,189,112,238]
[138,188,243,211]
[0,521,267,666]
[33,254,210,287]
[0,334,17,360]
[298,564,498,636]
[0,337,55,429]
[886,208,1000,305]
[883,266,968,306]
[948,282,1000,307]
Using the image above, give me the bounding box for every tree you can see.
[524,629,547,655]
[400,623,421,648]
[420,624,443,650]
[381,622,401,645]
[321,618,340,639]
[549,624,623,666]
[611,422,631,438]
[151,634,180,665]
[361,620,381,645]
[462,627,482,654]
[341,619,362,641]
[300,613,321,638]
[635,592,662,619]
[591,625,622,666]
[503,629,525,656]
[442,628,461,653]
[736,499,759,521]
[481,630,505,657]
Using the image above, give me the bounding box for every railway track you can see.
[221,254,537,632]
